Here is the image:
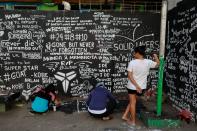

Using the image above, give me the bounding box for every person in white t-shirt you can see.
[122,46,159,125]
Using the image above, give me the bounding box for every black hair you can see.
[134,46,146,57]
[45,84,56,93]
[89,77,98,88]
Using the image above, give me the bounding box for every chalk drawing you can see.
[54,71,76,93]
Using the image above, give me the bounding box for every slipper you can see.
[128,124,141,130]
[126,120,135,126]
[28,111,35,116]
[102,116,112,121]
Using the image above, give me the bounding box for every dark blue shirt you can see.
[86,85,115,110]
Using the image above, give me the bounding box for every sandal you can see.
[102,116,112,120]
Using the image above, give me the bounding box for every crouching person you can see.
[86,82,117,120]
[30,84,57,114]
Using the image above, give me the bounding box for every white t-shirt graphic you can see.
[127,59,157,90]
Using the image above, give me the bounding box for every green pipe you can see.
[156,0,167,116]
[157,56,164,116]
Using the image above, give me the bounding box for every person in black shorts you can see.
[122,46,159,125]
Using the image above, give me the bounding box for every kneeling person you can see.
[86,82,116,120]
[31,84,56,114]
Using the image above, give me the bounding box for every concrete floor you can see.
[0,102,196,131]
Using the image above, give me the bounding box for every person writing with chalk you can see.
[122,46,159,126]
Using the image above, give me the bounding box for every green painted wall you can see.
[0,2,58,11]
[38,3,58,11]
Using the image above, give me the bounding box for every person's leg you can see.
[100,99,116,120]
[106,98,116,115]
[122,89,136,121]
[136,95,142,117]
[128,94,137,125]
[122,103,130,121]
[136,89,145,117]
[101,110,113,120]
[88,111,103,118]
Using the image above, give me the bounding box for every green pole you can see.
[157,56,164,116]
[156,0,167,116]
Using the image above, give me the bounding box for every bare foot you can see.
[122,116,129,121]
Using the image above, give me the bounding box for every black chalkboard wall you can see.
[0,10,160,99]
[166,0,197,122]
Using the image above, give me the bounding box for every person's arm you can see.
[49,92,56,101]
[106,89,116,101]
[128,71,142,93]
[32,87,42,94]
[153,54,160,68]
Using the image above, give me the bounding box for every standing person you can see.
[86,82,117,120]
[122,46,159,125]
